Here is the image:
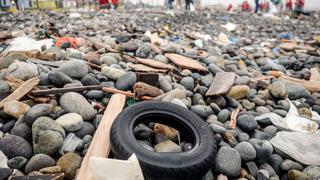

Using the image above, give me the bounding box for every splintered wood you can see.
[229,107,240,129]
[280,68,320,92]
[0,77,39,109]
[129,63,168,73]
[133,82,164,97]
[165,53,208,73]
[136,57,174,70]
[77,94,126,180]
[206,72,237,96]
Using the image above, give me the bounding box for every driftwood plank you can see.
[206,72,236,96]
[11,173,64,180]
[31,85,103,96]
[136,57,174,70]
[77,94,126,180]
[0,77,39,109]
[280,68,320,93]
[130,63,168,73]
[165,53,208,73]
[229,107,240,129]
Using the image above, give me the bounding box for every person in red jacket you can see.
[286,0,292,11]
[99,0,119,9]
[241,1,252,12]
[294,0,307,15]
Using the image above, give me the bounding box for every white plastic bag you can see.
[270,131,320,166]
[255,100,319,133]
[190,3,195,11]
[9,36,53,52]
[89,154,145,180]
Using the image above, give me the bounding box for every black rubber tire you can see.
[110,101,217,180]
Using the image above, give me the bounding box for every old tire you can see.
[110,101,217,180]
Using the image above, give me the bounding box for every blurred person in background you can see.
[185,0,193,10]
[294,0,305,14]
[176,0,182,9]
[286,0,293,11]
[168,0,174,9]
[254,0,260,13]
[241,0,252,12]
[17,0,25,11]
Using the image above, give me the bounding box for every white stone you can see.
[55,113,83,132]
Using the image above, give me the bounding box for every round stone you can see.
[59,92,97,121]
[268,81,288,99]
[237,113,258,132]
[24,104,53,126]
[57,152,82,180]
[249,138,273,164]
[32,117,65,156]
[81,75,100,86]
[268,154,283,175]
[218,109,231,123]
[101,66,126,81]
[190,105,213,118]
[263,125,277,137]
[234,142,256,161]
[7,61,38,81]
[57,60,89,79]
[0,134,33,159]
[48,71,73,88]
[55,113,83,132]
[257,169,270,180]
[281,159,303,171]
[237,133,250,142]
[226,85,250,100]
[115,72,137,90]
[136,44,151,58]
[10,122,32,141]
[123,42,139,52]
[0,80,9,92]
[180,77,194,91]
[73,122,95,138]
[24,154,55,174]
[7,156,28,170]
[287,84,310,100]
[100,55,118,66]
[303,166,320,179]
[214,146,241,177]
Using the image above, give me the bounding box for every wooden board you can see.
[206,72,236,96]
[0,77,39,109]
[11,173,64,180]
[77,94,126,180]
[31,85,103,96]
[165,53,208,73]
[136,57,174,70]
[280,68,320,93]
[129,63,168,73]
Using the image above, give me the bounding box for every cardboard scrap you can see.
[77,94,126,180]
[130,63,168,73]
[136,57,174,70]
[165,53,208,73]
[206,72,237,96]
[280,68,320,92]
[0,77,39,109]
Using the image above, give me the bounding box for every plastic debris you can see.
[89,154,145,180]
[270,131,320,166]
[255,100,319,133]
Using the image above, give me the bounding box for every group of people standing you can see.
[254,0,305,14]
[168,0,194,10]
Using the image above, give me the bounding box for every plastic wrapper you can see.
[270,131,320,166]
[89,154,145,180]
